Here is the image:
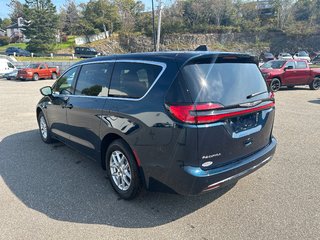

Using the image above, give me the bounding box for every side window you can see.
[109,62,162,99]
[74,63,112,96]
[285,61,295,69]
[7,62,14,68]
[40,64,45,69]
[53,67,78,95]
[296,61,307,69]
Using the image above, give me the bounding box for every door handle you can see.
[62,103,73,109]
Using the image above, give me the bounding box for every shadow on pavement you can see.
[308,98,320,104]
[279,86,310,91]
[0,130,234,228]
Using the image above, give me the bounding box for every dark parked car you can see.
[36,51,277,199]
[3,69,18,80]
[259,52,275,62]
[74,47,101,58]
[5,47,31,57]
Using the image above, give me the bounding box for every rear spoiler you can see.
[195,45,210,51]
[193,46,258,66]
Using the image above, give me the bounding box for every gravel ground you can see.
[0,78,319,240]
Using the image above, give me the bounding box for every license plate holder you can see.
[228,112,259,133]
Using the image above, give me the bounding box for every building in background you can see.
[0,28,5,37]
[6,17,29,43]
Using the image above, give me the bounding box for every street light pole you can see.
[151,0,156,52]
[156,0,162,52]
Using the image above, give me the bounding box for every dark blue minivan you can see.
[37,51,277,199]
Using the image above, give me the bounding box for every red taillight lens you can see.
[269,91,275,100]
[168,103,223,124]
[168,102,275,124]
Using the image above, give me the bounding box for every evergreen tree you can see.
[0,18,12,29]
[23,0,58,53]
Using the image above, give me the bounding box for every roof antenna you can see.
[195,45,209,51]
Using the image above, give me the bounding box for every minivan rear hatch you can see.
[167,54,275,169]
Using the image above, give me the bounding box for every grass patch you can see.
[310,64,320,68]
[0,37,76,53]
[54,36,76,50]
[0,43,27,51]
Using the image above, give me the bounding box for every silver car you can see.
[278,53,293,60]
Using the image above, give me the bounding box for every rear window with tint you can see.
[109,62,162,99]
[181,59,268,106]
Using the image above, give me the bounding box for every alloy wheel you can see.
[39,116,48,139]
[109,150,132,191]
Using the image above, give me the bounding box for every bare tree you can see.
[274,0,295,30]
[7,0,24,22]
[61,0,80,35]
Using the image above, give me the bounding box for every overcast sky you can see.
[0,0,172,20]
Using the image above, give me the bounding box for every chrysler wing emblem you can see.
[239,100,262,107]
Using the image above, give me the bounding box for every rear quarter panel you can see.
[311,68,320,78]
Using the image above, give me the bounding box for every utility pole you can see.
[156,0,162,52]
[151,0,156,51]
[100,0,106,37]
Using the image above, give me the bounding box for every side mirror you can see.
[284,66,293,71]
[40,86,53,96]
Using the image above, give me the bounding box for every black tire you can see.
[309,77,320,90]
[51,72,57,80]
[37,111,54,144]
[105,139,142,199]
[270,78,281,92]
[287,85,295,89]
[33,73,39,81]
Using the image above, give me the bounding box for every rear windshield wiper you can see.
[247,91,267,99]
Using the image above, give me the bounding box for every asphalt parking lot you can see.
[0,78,319,240]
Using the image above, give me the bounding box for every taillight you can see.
[167,102,275,125]
[168,103,223,124]
[269,91,274,99]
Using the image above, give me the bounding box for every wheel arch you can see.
[100,133,147,187]
[101,133,122,170]
[36,106,49,125]
[272,76,282,83]
[36,106,42,119]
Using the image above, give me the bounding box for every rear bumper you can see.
[165,137,277,195]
